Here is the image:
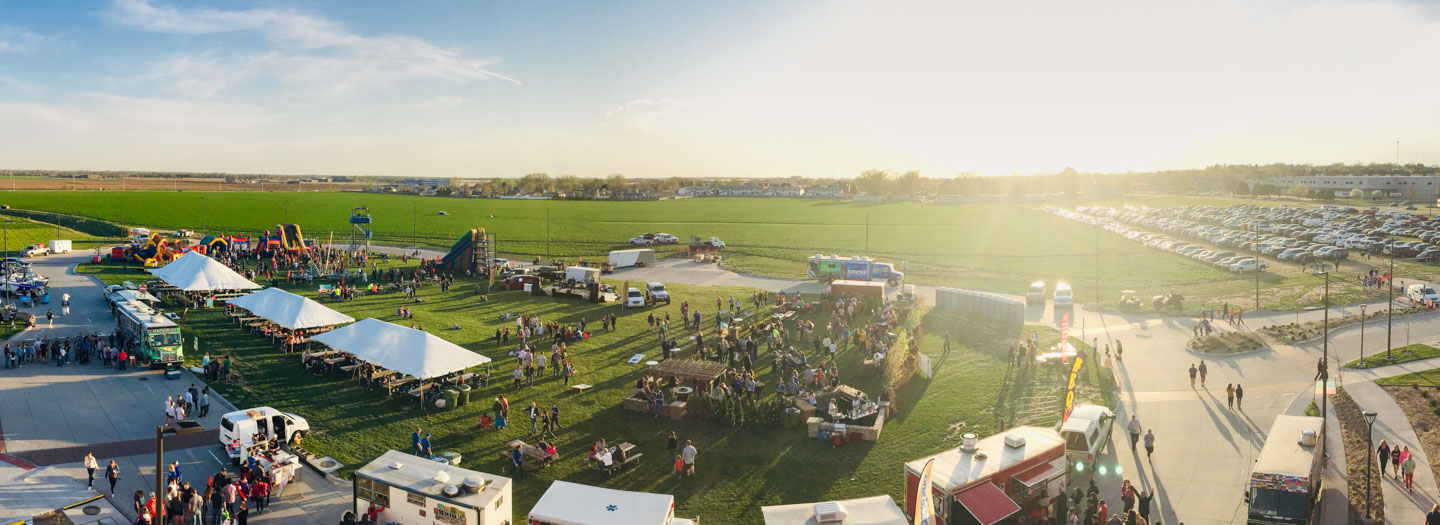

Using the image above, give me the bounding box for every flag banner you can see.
[1063,356,1084,422]
[916,458,936,525]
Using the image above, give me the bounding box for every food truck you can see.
[762,495,909,525]
[904,426,1066,525]
[114,298,183,367]
[529,480,697,525]
[354,450,513,525]
[219,407,311,463]
[1246,415,1323,524]
[807,255,904,285]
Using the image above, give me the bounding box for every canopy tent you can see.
[761,495,908,525]
[528,481,676,525]
[228,288,355,330]
[311,318,489,380]
[148,252,261,292]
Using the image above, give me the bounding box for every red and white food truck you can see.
[903,426,1067,525]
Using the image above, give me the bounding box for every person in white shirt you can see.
[597,448,613,467]
[1126,415,1142,451]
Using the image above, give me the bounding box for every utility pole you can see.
[1254,224,1260,310]
[200,197,205,231]
[545,208,551,261]
[3,219,8,310]
[1360,304,1368,367]
[1321,270,1330,462]
[1095,221,1100,304]
[865,213,870,256]
[154,426,165,524]
[412,202,418,252]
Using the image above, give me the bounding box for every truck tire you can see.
[887,278,899,287]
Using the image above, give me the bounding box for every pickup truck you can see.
[690,236,726,250]
[22,244,49,257]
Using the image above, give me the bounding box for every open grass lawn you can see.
[1345,343,1440,369]
[7,191,1386,309]
[0,217,103,254]
[80,261,1112,524]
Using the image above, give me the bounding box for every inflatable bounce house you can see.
[439,228,492,275]
[258,224,309,254]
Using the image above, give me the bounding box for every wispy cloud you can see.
[397,96,467,110]
[0,26,46,54]
[604,99,685,129]
[105,0,518,100]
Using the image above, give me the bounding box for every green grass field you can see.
[79,261,1112,524]
[1348,343,1440,369]
[1,191,1391,310]
[0,217,102,254]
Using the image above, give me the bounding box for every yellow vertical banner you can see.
[1063,356,1084,422]
[915,458,936,525]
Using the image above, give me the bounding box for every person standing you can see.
[1225,384,1235,410]
[1143,430,1155,459]
[1402,447,1417,491]
[411,428,422,456]
[1427,504,1440,525]
[420,433,433,457]
[528,402,539,435]
[681,440,697,477]
[667,431,679,460]
[1235,384,1244,409]
[250,477,269,513]
[1137,490,1153,523]
[511,445,525,480]
[1197,361,1208,387]
[187,488,205,525]
[550,402,561,429]
[1378,440,1392,477]
[1126,416,1142,451]
[1188,364,1197,388]
[83,452,98,490]
[105,460,119,497]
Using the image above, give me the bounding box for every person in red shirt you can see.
[250,479,269,513]
[1097,500,1109,525]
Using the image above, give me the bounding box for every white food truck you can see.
[1246,415,1323,524]
[354,450,513,525]
[219,407,310,462]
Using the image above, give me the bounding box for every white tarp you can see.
[311,319,489,380]
[529,481,675,525]
[228,288,355,330]
[761,495,909,525]
[148,252,261,292]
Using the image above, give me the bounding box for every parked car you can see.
[1059,405,1115,473]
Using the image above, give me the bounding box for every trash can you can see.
[41,292,50,305]
[456,384,471,406]
[782,407,802,429]
[442,388,459,410]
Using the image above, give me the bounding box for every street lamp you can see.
[1363,410,1379,519]
[1359,304,1368,368]
[1388,249,1394,362]
[1319,270,1330,461]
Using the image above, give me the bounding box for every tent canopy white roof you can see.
[227,288,355,330]
[147,252,260,292]
[310,319,489,380]
[528,481,674,525]
[761,495,908,525]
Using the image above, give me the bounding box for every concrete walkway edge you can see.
[1344,380,1440,521]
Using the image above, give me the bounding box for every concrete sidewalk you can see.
[1345,380,1440,522]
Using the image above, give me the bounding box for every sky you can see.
[0,0,1437,178]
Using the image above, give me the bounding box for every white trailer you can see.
[48,240,72,254]
[609,248,656,268]
[564,266,601,283]
[529,481,695,525]
[354,450,512,525]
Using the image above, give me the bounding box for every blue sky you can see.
[1,0,1438,178]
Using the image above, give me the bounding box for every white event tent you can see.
[227,287,355,330]
[311,318,489,380]
[528,481,693,525]
[148,252,261,292]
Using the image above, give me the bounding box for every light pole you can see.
[1387,250,1394,362]
[1095,220,1100,304]
[1364,410,1378,519]
[1320,269,1330,461]
[864,213,870,256]
[1254,223,1260,311]
[2,218,8,311]
[1359,304,1368,367]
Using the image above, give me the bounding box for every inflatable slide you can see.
[439,228,490,274]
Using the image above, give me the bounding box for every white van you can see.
[1408,284,1439,305]
[623,287,645,308]
[1053,281,1073,307]
[219,407,310,460]
[1059,404,1114,473]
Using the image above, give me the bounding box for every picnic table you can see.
[590,442,642,475]
[506,439,559,463]
[371,369,396,380]
[236,316,261,324]
[308,350,339,359]
[569,384,593,394]
[386,377,416,395]
[406,382,436,397]
[323,357,345,366]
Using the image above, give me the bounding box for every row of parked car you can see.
[1163,203,1440,263]
[1044,206,1271,272]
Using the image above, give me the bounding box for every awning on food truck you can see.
[529,481,674,525]
[228,287,354,330]
[311,319,489,379]
[148,252,261,292]
[1011,463,1062,487]
[955,482,1020,525]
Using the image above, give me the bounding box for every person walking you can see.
[1143,430,1155,459]
[1188,363,1197,388]
[1378,440,1391,477]
[1427,504,1440,525]
[528,402,539,435]
[1314,357,1327,381]
[550,402,561,429]
[1402,446,1418,491]
[1235,384,1244,409]
[1137,490,1153,523]
[1226,384,1235,410]
[105,460,119,497]
[411,428,423,456]
[420,433,433,457]
[681,439,697,477]
[1126,416,1142,451]
[83,452,98,490]
[1197,361,1208,387]
[1394,443,1404,479]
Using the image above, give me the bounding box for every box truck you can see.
[806,255,904,285]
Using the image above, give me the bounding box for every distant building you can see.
[716,184,764,197]
[1264,175,1440,200]
[762,185,803,197]
[677,185,712,197]
[804,185,846,198]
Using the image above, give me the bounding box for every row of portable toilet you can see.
[934,287,1025,324]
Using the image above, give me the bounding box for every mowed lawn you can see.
[80,261,1112,524]
[6,191,1385,309]
[0,217,102,253]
